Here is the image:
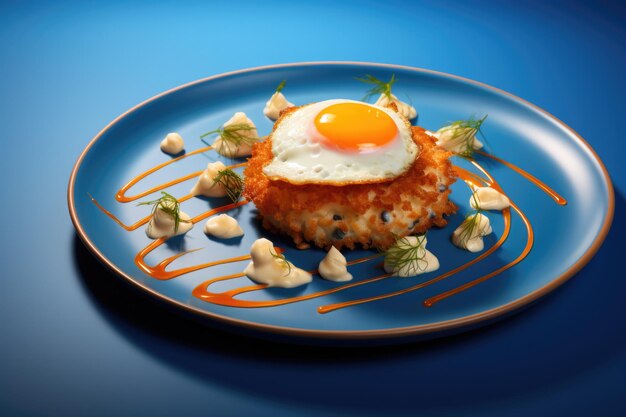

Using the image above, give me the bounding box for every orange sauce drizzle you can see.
[192,166,497,311]
[133,200,249,280]
[90,193,193,231]
[477,150,567,205]
[114,143,246,203]
[419,161,534,306]
[191,255,385,308]
[423,200,532,306]
[318,207,519,313]
[90,142,567,313]
[317,166,510,313]
[116,146,211,202]
[90,145,246,229]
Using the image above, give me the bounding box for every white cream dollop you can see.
[451,212,492,252]
[375,93,417,120]
[190,161,228,197]
[160,132,185,155]
[384,236,440,277]
[264,91,294,120]
[318,246,353,282]
[243,238,312,288]
[203,214,244,239]
[435,124,483,154]
[470,187,511,211]
[145,201,193,239]
[213,112,258,158]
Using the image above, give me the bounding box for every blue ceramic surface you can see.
[69,63,612,338]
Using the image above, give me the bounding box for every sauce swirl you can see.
[91,145,566,314]
[134,200,249,280]
[477,150,566,205]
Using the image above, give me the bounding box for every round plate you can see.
[68,62,613,342]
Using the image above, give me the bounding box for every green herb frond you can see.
[356,74,396,101]
[470,188,482,211]
[441,114,488,158]
[137,191,189,232]
[383,234,429,276]
[456,201,489,245]
[211,169,243,202]
[200,123,259,155]
[275,80,286,93]
[269,248,292,276]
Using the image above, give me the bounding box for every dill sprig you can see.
[455,191,488,244]
[440,115,488,158]
[275,80,286,93]
[383,234,429,276]
[356,74,396,101]
[200,123,259,155]
[210,169,243,202]
[455,211,485,245]
[470,187,482,211]
[137,191,189,232]
[269,248,292,276]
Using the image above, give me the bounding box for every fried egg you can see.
[262,99,419,185]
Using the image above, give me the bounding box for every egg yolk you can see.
[314,102,398,152]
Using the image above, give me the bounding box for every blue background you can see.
[1,1,624,416]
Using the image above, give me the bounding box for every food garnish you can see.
[357,74,417,119]
[356,74,397,101]
[383,234,429,276]
[318,246,353,282]
[264,81,294,120]
[451,191,493,252]
[138,191,189,233]
[160,132,185,155]
[469,186,511,211]
[201,123,260,156]
[243,238,312,287]
[210,169,243,203]
[203,214,244,239]
[269,247,292,276]
[275,80,287,93]
[435,115,488,158]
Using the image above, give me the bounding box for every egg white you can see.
[262,99,419,185]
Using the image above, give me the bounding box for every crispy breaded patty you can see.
[244,109,457,250]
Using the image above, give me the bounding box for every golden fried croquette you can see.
[243,107,457,250]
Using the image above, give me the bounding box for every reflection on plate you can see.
[68,62,613,342]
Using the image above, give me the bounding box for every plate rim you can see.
[67,61,615,340]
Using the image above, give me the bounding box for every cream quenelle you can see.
[243,238,312,288]
[318,246,353,282]
[470,186,510,211]
[160,132,185,155]
[264,91,294,120]
[145,200,193,239]
[384,236,440,277]
[213,112,258,158]
[451,212,492,252]
[203,214,244,239]
[375,93,417,120]
[190,161,228,197]
[435,122,484,154]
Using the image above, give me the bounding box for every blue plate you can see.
[68,62,613,342]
